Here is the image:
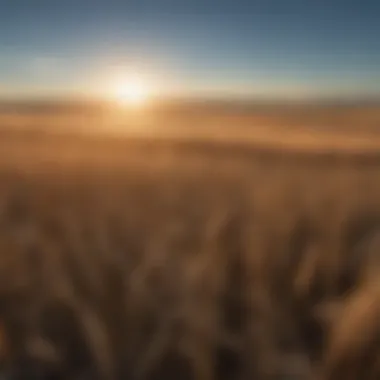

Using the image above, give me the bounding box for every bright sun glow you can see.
[114,75,151,107]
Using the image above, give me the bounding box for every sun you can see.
[114,75,150,107]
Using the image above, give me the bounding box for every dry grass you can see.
[1,110,380,379]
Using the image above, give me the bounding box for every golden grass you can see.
[0,107,380,379]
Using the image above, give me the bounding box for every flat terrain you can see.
[0,104,380,379]
[1,103,380,150]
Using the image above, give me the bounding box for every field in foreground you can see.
[1,112,380,379]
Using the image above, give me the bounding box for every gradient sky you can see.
[0,0,379,100]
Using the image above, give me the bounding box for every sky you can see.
[0,0,379,100]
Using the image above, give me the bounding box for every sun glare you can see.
[114,75,151,107]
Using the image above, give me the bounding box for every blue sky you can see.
[0,0,379,100]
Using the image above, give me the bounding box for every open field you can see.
[1,105,380,379]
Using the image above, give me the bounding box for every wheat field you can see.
[1,107,380,379]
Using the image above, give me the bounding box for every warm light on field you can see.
[114,74,151,107]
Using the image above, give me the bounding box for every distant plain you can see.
[1,102,380,379]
